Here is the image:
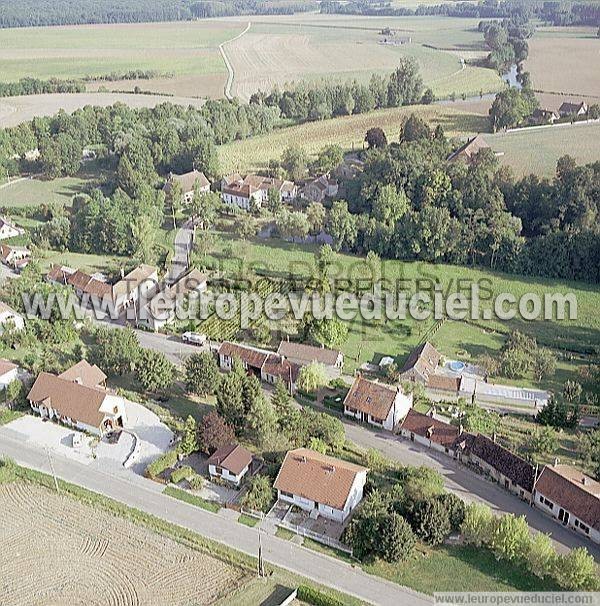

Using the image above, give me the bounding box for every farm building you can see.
[46,264,76,285]
[27,369,127,436]
[0,244,30,271]
[533,463,600,545]
[398,407,462,455]
[217,341,300,394]
[461,433,537,502]
[207,443,253,487]
[274,448,368,522]
[163,170,211,204]
[531,108,560,125]
[447,134,491,164]
[303,175,339,203]
[343,375,412,431]
[276,340,343,379]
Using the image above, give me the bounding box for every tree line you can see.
[0,78,86,98]
[0,0,316,28]
[250,57,432,122]
[322,116,600,283]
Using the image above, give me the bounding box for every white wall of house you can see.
[222,191,262,211]
[469,454,532,501]
[208,463,248,487]
[399,428,453,455]
[0,223,20,240]
[0,311,24,333]
[534,491,600,544]
[30,402,101,436]
[0,368,19,389]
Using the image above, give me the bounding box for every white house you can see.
[0,244,31,271]
[221,174,296,210]
[163,170,210,204]
[27,369,127,436]
[0,301,24,333]
[534,463,600,544]
[207,443,253,487]
[0,217,22,241]
[274,448,368,523]
[113,264,159,313]
[343,375,412,431]
[0,359,19,390]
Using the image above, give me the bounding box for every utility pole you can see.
[45,447,59,494]
[257,529,265,578]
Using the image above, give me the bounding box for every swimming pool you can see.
[449,361,466,373]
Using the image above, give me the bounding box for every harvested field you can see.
[225,15,503,101]
[0,92,205,128]
[488,121,600,177]
[218,103,489,173]
[526,27,600,99]
[0,481,248,606]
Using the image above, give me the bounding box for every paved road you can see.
[166,219,194,285]
[343,420,600,561]
[0,429,430,606]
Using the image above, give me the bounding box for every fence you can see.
[240,506,265,521]
[276,520,353,555]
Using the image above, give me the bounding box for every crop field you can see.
[226,15,504,100]
[0,481,248,606]
[526,26,600,98]
[0,20,246,98]
[218,102,489,173]
[488,121,600,177]
[0,92,206,128]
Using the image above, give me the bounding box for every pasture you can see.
[0,20,244,98]
[226,15,504,100]
[206,234,600,388]
[0,175,88,207]
[526,26,600,99]
[488,121,600,177]
[218,102,489,173]
[0,481,248,606]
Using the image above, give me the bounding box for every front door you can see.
[558,508,570,525]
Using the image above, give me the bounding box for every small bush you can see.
[188,473,204,491]
[145,449,178,479]
[297,585,345,606]
[170,465,194,484]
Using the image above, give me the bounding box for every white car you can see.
[182,332,207,346]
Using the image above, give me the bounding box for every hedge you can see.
[145,449,178,479]
[170,465,194,484]
[297,585,345,606]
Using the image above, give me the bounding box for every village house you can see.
[533,463,600,545]
[399,341,442,384]
[0,217,22,241]
[558,101,588,118]
[139,268,208,331]
[461,433,537,502]
[67,269,113,300]
[46,264,76,285]
[0,244,30,271]
[531,108,560,125]
[276,340,343,379]
[303,174,339,203]
[0,301,24,333]
[274,448,368,523]
[0,359,19,390]
[163,170,211,204]
[217,341,300,394]
[58,359,107,389]
[446,134,491,164]
[343,375,413,431]
[398,407,462,455]
[207,443,253,487]
[27,368,127,436]
[112,264,159,312]
[221,174,296,210]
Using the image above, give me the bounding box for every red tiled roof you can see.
[0,358,17,376]
[343,376,398,422]
[218,342,269,370]
[207,443,253,475]
[400,342,441,380]
[399,407,460,448]
[274,448,367,511]
[535,465,600,531]
[59,360,107,388]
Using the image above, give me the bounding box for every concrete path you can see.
[166,219,194,285]
[0,429,430,606]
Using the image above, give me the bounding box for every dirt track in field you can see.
[0,482,248,606]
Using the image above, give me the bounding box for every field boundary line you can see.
[219,22,252,100]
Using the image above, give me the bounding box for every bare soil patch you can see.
[0,482,248,606]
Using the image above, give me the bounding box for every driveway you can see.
[166,219,193,285]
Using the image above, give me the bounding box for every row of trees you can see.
[0,77,85,98]
[479,18,532,72]
[317,118,600,283]
[250,58,431,123]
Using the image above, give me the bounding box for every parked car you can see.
[182,332,207,346]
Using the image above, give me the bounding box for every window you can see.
[540,496,554,510]
[215,466,223,475]
[281,491,293,499]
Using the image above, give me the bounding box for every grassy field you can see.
[205,233,600,390]
[488,122,600,177]
[218,102,488,172]
[526,26,600,98]
[226,15,503,101]
[0,175,88,207]
[0,20,244,98]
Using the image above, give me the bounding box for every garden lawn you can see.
[163,485,221,513]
